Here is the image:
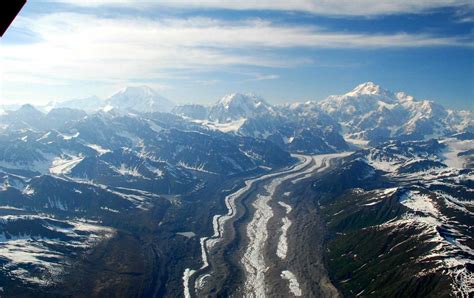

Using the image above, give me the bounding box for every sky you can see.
[1,0,473,110]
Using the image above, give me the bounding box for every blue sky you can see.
[1,1,473,110]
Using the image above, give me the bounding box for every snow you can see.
[281,270,302,296]
[0,152,56,174]
[182,268,196,298]
[195,273,211,290]
[87,144,111,155]
[116,164,143,177]
[399,190,440,218]
[107,85,175,113]
[36,131,51,141]
[276,216,291,260]
[100,206,119,213]
[282,136,295,144]
[278,201,292,214]
[344,134,369,148]
[277,201,293,259]
[49,155,84,175]
[61,132,80,140]
[178,161,218,175]
[101,105,114,112]
[440,138,473,169]
[177,231,196,238]
[292,152,352,184]
[0,216,114,285]
[243,190,275,297]
[436,191,473,215]
[193,118,247,133]
[146,119,163,133]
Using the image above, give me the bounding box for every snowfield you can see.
[0,215,114,285]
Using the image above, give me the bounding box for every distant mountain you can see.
[36,86,174,114]
[42,96,103,113]
[0,104,45,129]
[106,86,175,113]
[317,82,473,144]
[172,104,208,120]
[0,82,472,296]
[207,93,276,122]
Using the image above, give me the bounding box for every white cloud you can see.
[243,73,280,81]
[50,0,473,16]
[1,11,472,103]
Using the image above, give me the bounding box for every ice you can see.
[276,216,291,260]
[182,268,196,298]
[278,201,292,214]
[191,155,311,297]
[292,152,352,184]
[281,270,302,296]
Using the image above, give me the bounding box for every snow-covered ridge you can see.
[208,93,275,123]
[317,82,473,143]
[0,215,114,285]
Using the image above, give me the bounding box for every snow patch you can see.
[87,144,111,155]
[49,155,84,175]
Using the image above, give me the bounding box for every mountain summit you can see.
[208,93,275,122]
[318,82,472,142]
[346,82,393,98]
[106,86,175,113]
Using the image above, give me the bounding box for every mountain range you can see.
[0,82,472,296]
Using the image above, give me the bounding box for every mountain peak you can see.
[209,93,274,122]
[118,85,156,96]
[107,85,175,113]
[19,104,39,111]
[217,93,266,109]
[15,104,44,117]
[347,82,388,96]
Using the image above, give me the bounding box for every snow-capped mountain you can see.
[0,82,472,296]
[207,93,276,122]
[173,93,348,154]
[0,104,294,291]
[106,86,175,113]
[41,96,104,113]
[35,86,174,114]
[317,82,473,144]
[174,93,276,122]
